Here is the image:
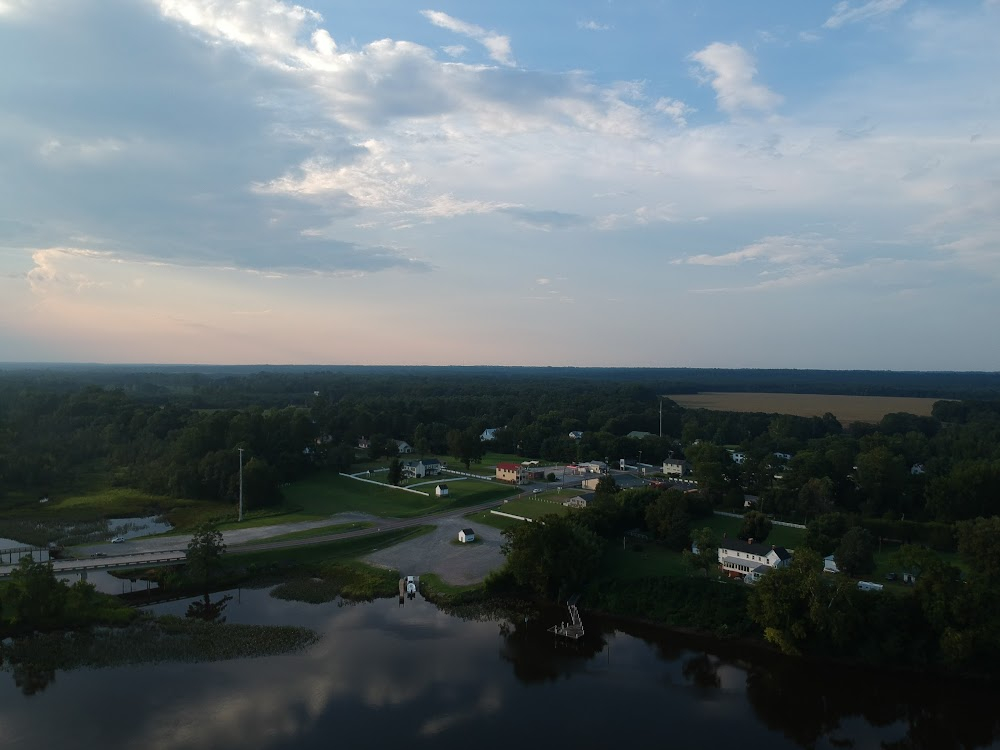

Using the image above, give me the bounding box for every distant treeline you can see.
[2,365,1000,404]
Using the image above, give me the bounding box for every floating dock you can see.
[548,595,584,639]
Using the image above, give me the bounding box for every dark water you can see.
[1,588,998,750]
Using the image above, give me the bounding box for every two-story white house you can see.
[662,459,692,477]
[403,458,442,479]
[717,537,792,583]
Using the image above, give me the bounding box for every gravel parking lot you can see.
[362,515,505,585]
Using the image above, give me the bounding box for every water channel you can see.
[1,587,997,749]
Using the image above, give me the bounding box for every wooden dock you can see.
[548,596,584,639]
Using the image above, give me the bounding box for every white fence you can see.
[713,510,806,530]
[490,510,535,523]
[338,473,428,496]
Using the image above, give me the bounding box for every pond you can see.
[1,588,998,750]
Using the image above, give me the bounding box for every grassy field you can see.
[463,509,522,531]
[667,392,943,424]
[695,514,807,550]
[227,526,434,568]
[234,521,373,545]
[496,496,571,519]
[599,542,694,580]
[281,471,513,519]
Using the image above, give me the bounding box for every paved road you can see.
[0,498,510,580]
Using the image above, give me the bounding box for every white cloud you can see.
[678,235,838,267]
[824,0,907,29]
[654,97,694,126]
[442,44,467,57]
[420,9,514,66]
[689,42,782,114]
[578,20,611,31]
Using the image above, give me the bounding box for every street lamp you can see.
[237,447,245,523]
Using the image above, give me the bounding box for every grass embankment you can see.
[495,496,571,519]
[464,509,521,531]
[270,562,400,603]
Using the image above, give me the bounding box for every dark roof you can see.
[437,483,448,488]
[461,528,475,534]
[420,458,440,465]
[663,458,690,465]
[719,538,791,560]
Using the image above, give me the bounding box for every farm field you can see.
[666,392,943,424]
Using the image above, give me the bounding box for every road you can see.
[0,498,509,579]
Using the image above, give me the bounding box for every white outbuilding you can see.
[458,528,476,543]
[435,484,449,497]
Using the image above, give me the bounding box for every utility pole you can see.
[659,398,663,438]
[238,447,245,523]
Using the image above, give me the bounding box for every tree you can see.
[645,490,692,548]
[387,457,403,485]
[834,527,875,577]
[956,516,1000,584]
[805,512,851,556]
[684,527,719,577]
[240,457,282,509]
[447,428,485,469]
[594,474,619,503]
[4,557,66,629]
[739,510,772,543]
[186,524,227,585]
[500,515,603,599]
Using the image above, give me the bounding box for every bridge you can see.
[0,549,188,579]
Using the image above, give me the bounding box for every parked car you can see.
[111,536,125,543]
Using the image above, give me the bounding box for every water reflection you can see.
[185,593,233,623]
[0,591,998,750]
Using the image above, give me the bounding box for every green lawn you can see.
[496,496,571,519]
[598,541,697,580]
[695,514,807,550]
[227,526,434,568]
[236,521,373,544]
[281,471,513,519]
[464,509,522,531]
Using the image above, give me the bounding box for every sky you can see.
[1,0,998,370]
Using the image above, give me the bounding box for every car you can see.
[90,552,107,558]
[532,488,542,493]
[885,572,898,581]
[111,536,125,543]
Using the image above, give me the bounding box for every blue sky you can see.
[1,0,997,369]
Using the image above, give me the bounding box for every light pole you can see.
[237,447,245,523]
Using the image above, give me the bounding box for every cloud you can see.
[442,44,466,57]
[654,97,694,126]
[578,20,611,31]
[420,10,514,66]
[824,0,907,29]
[689,42,782,113]
[677,235,839,267]
[499,208,587,231]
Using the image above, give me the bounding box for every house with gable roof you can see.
[718,537,792,584]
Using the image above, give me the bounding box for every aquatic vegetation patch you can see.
[269,562,399,603]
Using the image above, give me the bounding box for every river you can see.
[1,587,997,749]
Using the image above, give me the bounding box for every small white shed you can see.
[823,555,840,574]
[458,528,475,543]
[435,484,449,497]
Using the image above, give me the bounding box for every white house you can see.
[403,458,442,479]
[662,459,692,477]
[717,538,792,583]
[579,460,607,473]
[774,452,793,462]
[458,528,475,543]
[823,555,840,574]
[911,463,926,475]
[568,430,584,440]
[480,428,499,442]
[730,451,747,465]
[563,492,596,508]
[857,581,884,592]
[435,484,449,497]
[395,440,414,454]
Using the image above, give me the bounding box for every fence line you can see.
[338,473,428,496]
[713,510,806,530]
[442,468,496,480]
[490,510,536,523]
